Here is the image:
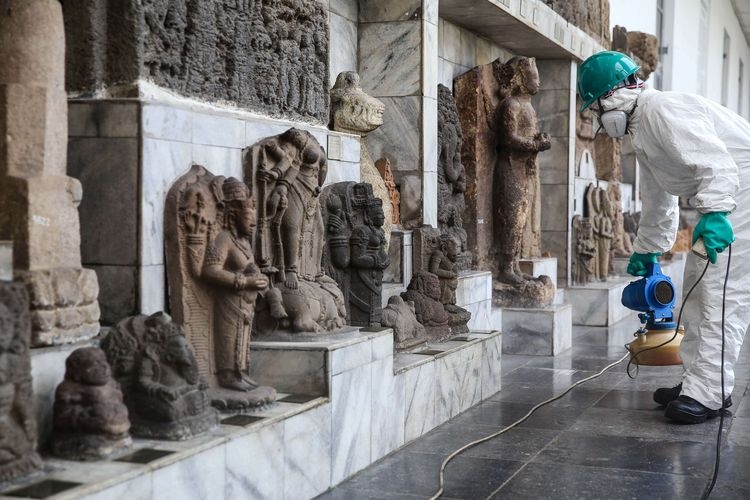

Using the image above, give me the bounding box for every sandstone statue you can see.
[51,347,131,461]
[381,295,427,350]
[491,56,554,307]
[401,271,452,342]
[589,187,614,281]
[612,25,660,81]
[0,283,41,481]
[375,158,401,225]
[330,72,393,247]
[572,216,597,286]
[322,182,390,327]
[166,166,277,409]
[101,312,219,440]
[244,129,347,335]
[0,0,100,346]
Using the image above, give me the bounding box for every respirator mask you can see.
[593,83,643,138]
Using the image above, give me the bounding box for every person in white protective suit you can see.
[578,51,750,424]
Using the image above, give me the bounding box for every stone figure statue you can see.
[101,312,219,440]
[322,182,390,327]
[572,216,597,286]
[438,84,472,270]
[429,234,471,334]
[375,158,401,225]
[588,186,614,281]
[401,271,452,341]
[244,129,347,335]
[51,347,131,461]
[623,211,640,245]
[491,56,554,307]
[330,72,393,247]
[165,166,277,409]
[0,284,40,481]
[381,296,427,350]
[607,181,634,257]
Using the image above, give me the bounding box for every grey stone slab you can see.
[531,89,570,138]
[359,0,421,23]
[330,0,357,22]
[329,13,358,85]
[540,184,569,232]
[363,96,421,173]
[68,101,139,138]
[249,348,326,396]
[0,241,11,281]
[502,304,572,356]
[728,417,750,447]
[89,264,138,325]
[359,22,420,97]
[594,389,663,411]
[536,59,573,91]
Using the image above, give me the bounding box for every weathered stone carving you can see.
[623,212,641,246]
[401,272,451,341]
[1,0,100,347]
[0,283,40,481]
[101,312,219,440]
[607,181,633,257]
[588,186,614,281]
[437,84,471,270]
[166,166,277,409]
[612,25,660,81]
[65,0,329,122]
[548,0,611,46]
[381,296,427,350]
[375,158,401,225]
[572,216,597,286]
[330,72,393,247]
[491,56,554,307]
[51,347,131,461]
[244,129,347,335]
[322,182,389,327]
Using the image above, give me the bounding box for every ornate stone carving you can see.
[330,72,393,247]
[437,84,472,270]
[572,216,597,286]
[381,296,427,350]
[375,158,401,225]
[547,0,611,46]
[244,129,347,336]
[612,25,660,81]
[51,347,131,461]
[607,181,633,257]
[401,272,451,342]
[101,312,219,440]
[322,182,389,327]
[65,0,329,122]
[0,283,40,481]
[491,57,554,307]
[623,212,640,246]
[166,166,277,409]
[1,0,100,347]
[587,186,614,281]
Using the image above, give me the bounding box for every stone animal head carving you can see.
[329,71,385,135]
[494,56,540,98]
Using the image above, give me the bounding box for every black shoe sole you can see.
[665,405,722,424]
[654,393,732,408]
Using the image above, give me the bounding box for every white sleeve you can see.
[633,160,679,254]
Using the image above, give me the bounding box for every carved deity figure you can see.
[323,182,390,326]
[101,312,219,440]
[401,271,452,341]
[493,56,551,285]
[244,129,347,335]
[572,216,597,285]
[375,158,401,225]
[382,296,427,350]
[166,166,277,409]
[51,347,131,461]
[590,187,614,280]
[0,284,40,481]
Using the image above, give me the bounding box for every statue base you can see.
[51,433,132,462]
[0,454,42,484]
[492,275,554,308]
[209,386,277,411]
[129,409,220,441]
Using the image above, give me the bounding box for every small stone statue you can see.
[51,347,131,461]
[623,212,640,247]
[0,284,40,481]
[166,166,277,409]
[101,312,219,440]
[429,234,471,334]
[375,158,401,225]
[401,272,451,341]
[382,296,427,350]
[590,187,614,281]
[491,56,554,307]
[572,216,597,285]
[322,182,390,326]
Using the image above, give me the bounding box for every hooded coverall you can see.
[600,86,750,410]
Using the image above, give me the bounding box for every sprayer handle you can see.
[692,237,708,260]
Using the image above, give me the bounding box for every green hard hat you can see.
[577,51,640,111]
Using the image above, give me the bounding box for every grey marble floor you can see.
[316,318,750,499]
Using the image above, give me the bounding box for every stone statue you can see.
[375,158,401,225]
[429,234,471,334]
[101,312,219,440]
[491,56,554,307]
[612,25,660,81]
[623,212,640,246]
[589,187,614,281]
[607,181,633,257]
[0,283,40,481]
[244,129,347,335]
[330,72,393,248]
[572,216,597,286]
[381,296,427,350]
[401,271,452,341]
[437,84,472,270]
[51,347,131,461]
[165,166,277,409]
[322,182,389,327]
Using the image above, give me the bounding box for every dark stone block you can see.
[115,448,175,464]
[4,479,81,499]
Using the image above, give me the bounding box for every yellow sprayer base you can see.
[625,326,685,366]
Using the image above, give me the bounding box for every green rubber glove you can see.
[627,252,661,277]
[693,212,735,264]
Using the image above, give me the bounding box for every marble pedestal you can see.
[519,257,557,294]
[455,271,493,331]
[501,304,573,356]
[566,276,633,326]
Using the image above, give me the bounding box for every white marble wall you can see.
[328,0,358,85]
[455,271,493,330]
[566,277,632,327]
[502,304,573,356]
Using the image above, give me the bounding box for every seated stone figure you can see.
[381,295,427,350]
[51,347,131,460]
[428,233,471,334]
[101,312,219,440]
[401,271,451,341]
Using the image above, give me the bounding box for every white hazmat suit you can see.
[600,86,750,409]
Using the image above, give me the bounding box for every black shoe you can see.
[665,395,727,424]
[654,383,733,408]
